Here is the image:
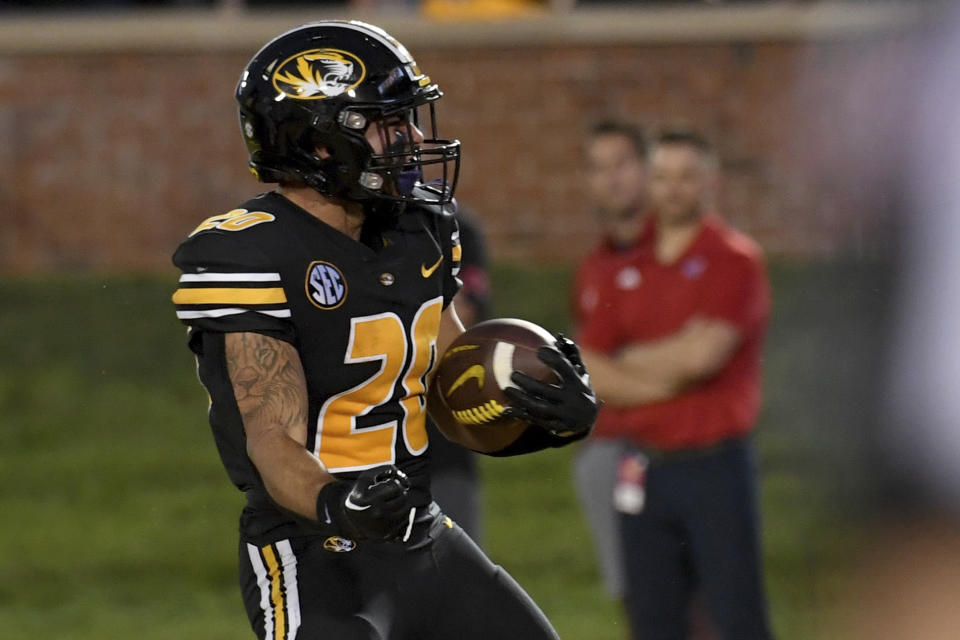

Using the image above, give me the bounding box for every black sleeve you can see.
[171,230,296,343]
[486,424,589,457]
[453,206,492,321]
[440,213,464,309]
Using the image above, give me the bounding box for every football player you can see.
[171,21,597,640]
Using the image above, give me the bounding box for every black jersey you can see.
[172,191,461,539]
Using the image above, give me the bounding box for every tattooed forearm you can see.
[225,333,309,441]
[225,332,327,518]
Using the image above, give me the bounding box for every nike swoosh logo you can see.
[344,496,371,512]
[421,255,443,278]
[445,364,485,398]
[323,503,333,524]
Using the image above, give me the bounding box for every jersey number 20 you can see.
[314,298,442,472]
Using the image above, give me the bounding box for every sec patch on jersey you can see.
[433,319,559,453]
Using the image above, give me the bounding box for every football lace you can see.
[452,399,505,425]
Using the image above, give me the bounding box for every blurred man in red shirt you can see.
[578,127,774,640]
[571,119,647,611]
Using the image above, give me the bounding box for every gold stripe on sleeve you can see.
[172,287,287,306]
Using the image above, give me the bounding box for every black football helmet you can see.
[236,21,460,206]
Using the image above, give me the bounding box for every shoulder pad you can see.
[186,208,278,238]
[173,223,274,275]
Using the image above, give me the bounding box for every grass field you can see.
[0,260,891,639]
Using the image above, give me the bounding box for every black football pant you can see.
[619,438,774,640]
[239,504,559,640]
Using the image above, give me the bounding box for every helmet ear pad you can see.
[309,121,376,200]
[241,101,318,186]
[245,100,373,199]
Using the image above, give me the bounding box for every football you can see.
[432,318,560,453]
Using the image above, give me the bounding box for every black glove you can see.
[503,334,599,439]
[555,333,589,377]
[316,465,413,542]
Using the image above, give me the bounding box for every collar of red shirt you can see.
[637,212,721,262]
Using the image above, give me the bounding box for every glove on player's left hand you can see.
[503,335,599,439]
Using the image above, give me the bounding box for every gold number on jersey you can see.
[315,298,442,472]
[189,209,276,237]
[400,298,443,455]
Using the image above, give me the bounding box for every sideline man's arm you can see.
[225,332,331,521]
[582,316,741,407]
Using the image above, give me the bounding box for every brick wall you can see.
[0,9,920,272]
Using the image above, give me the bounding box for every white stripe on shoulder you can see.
[246,544,275,640]
[179,272,281,283]
[260,309,292,318]
[275,540,301,639]
[176,308,292,319]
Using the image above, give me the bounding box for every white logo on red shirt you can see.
[616,267,642,290]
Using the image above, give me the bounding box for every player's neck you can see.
[279,186,365,241]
